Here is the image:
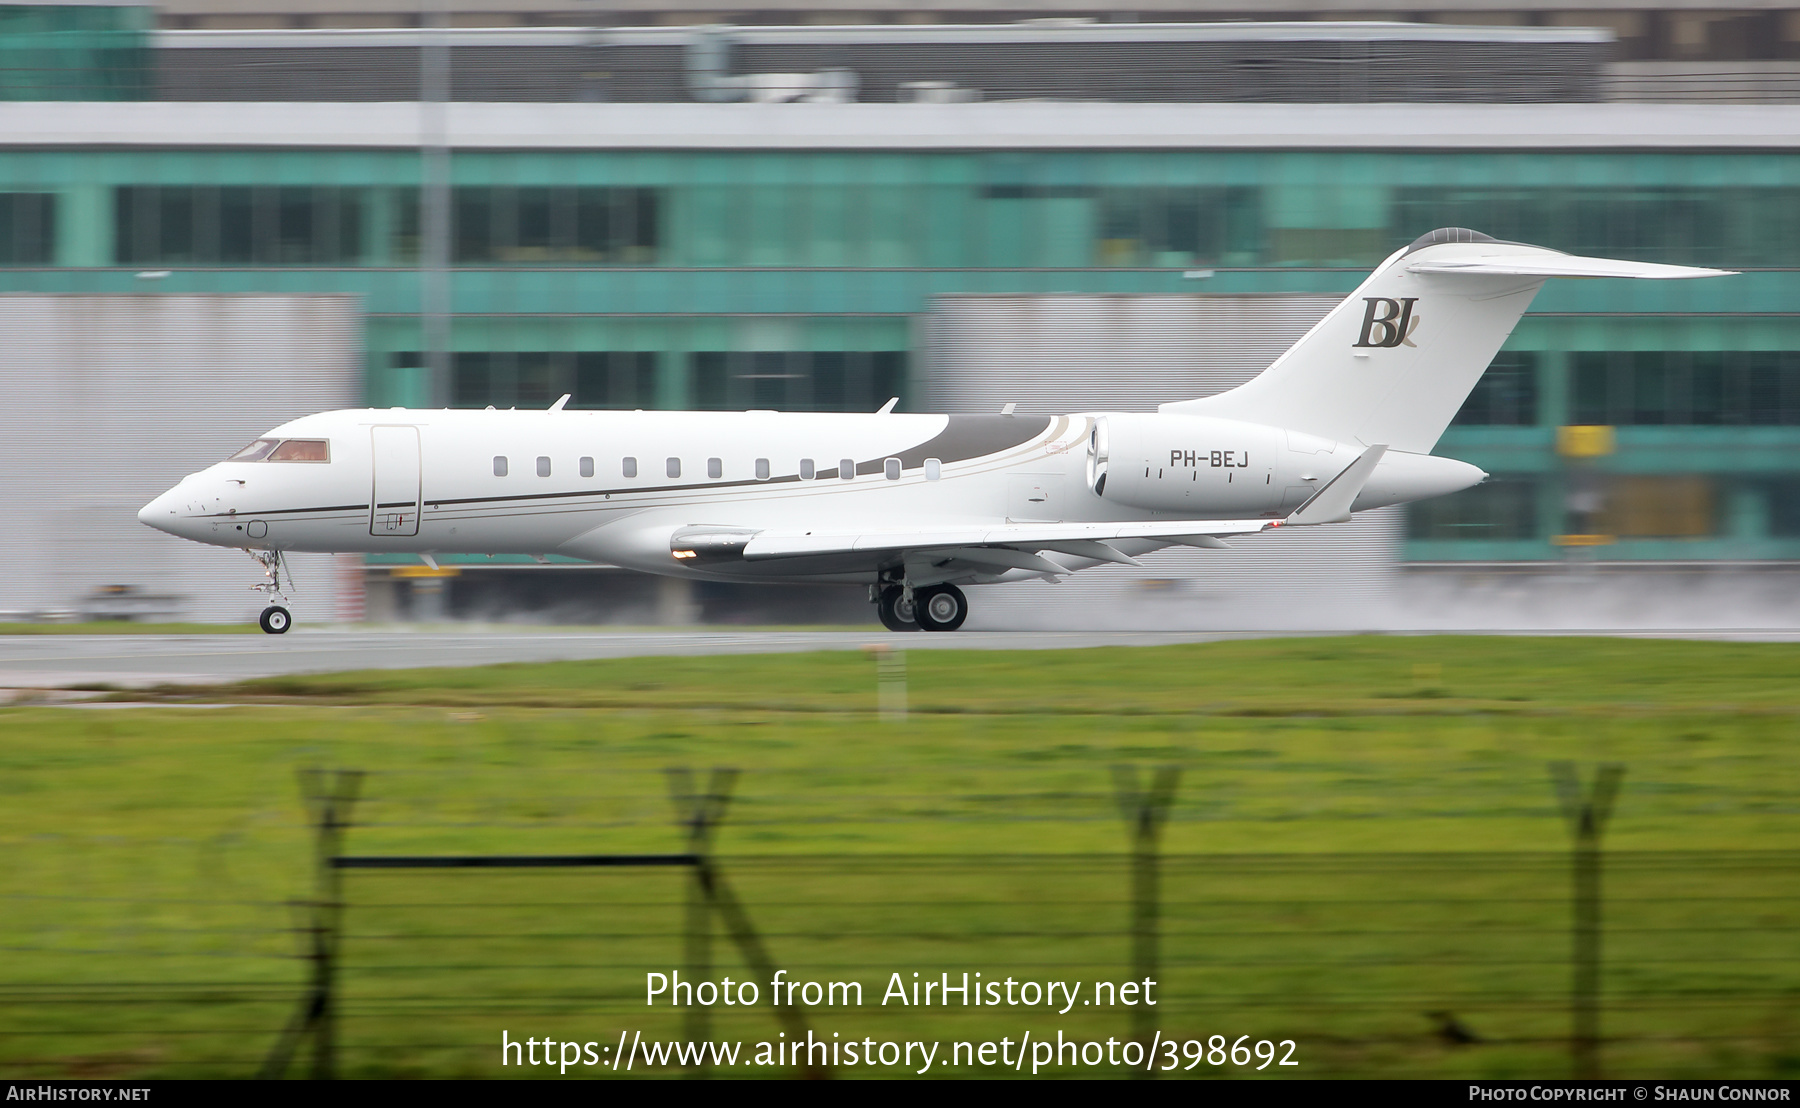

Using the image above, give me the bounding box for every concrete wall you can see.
[0,294,363,624]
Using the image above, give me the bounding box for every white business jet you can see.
[139,229,1731,634]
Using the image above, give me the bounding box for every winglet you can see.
[1285,445,1388,525]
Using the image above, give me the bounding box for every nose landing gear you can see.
[248,548,295,635]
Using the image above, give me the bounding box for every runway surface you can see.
[1,626,1797,692]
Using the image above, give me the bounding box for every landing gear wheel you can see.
[877,586,921,632]
[259,605,292,635]
[914,584,968,632]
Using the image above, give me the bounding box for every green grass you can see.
[123,634,1800,716]
[0,621,261,635]
[2,637,1797,1079]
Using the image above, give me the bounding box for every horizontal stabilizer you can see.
[741,517,1272,561]
[1285,445,1387,526]
[1407,254,1735,280]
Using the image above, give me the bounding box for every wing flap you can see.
[741,518,1273,561]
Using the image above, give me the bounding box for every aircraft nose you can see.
[137,488,182,534]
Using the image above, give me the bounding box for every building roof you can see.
[3,100,1799,150]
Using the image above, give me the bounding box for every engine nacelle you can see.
[1088,413,1483,517]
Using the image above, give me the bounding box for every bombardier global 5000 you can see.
[139,229,1731,634]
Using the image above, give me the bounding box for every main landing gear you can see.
[248,548,294,635]
[876,584,968,633]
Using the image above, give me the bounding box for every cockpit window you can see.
[268,439,330,462]
[227,438,280,462]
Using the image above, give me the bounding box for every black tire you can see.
[876,586,921,632]
[914,584,968,632]
[259,605,292,635]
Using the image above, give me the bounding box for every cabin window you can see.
[493,456,508,477]
[622,456,637,478]
[666,457,681,479]
[884,458,901,481]
[799,458,815,480]
[707,457,722,479]
[227,438,280,462]
[267,439,330,462]
[838,458,854,480]
[755,458,770,480]
[579,456,594,478]
[536,456,551,477]
[925,458,941,481]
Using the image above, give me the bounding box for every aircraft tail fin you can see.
[1161,228,1733,454]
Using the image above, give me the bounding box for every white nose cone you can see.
[137,488,183,536]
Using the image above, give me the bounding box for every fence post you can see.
[259,767,363,1080]
[1111,763,1180,1078]
[1549,761,1624,1081]
[666,766,826,1078]
[667,767,736,1077]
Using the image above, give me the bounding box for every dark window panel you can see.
[450,352,494,408]
[1453,352,1539,426]
[447,186,661,264]
[693,351,729,410]
[1768,480,1800,538]
[0,193,54,264]
[690,350,906,414]
[114,185,364,265]
[572,352,657,409]
[1571,351,1800,426]
[1095,186,1259,267]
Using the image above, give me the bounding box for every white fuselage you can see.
[138,407,1482,586]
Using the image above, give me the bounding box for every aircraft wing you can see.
[1407,254,1735,280]
[739,518,1275,561]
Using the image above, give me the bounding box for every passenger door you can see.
[369,425,421,537]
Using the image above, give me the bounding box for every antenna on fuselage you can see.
[549,394,571,411]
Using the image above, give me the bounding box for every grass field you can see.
[1,636,1796,1079]
[0,621,261,635]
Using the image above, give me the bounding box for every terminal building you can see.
[1,4,1797,625]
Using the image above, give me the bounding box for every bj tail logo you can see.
[1353,297,1420,349]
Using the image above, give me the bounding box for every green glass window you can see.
[977,186,1094,268]
[0,3,151,101]
[678,184,919,267]
[573,353,658,409]
[1407,476,1541,541]
[1096,187,1261,267]
[423,351,656,409]
[446,187,658,265]
[0,192,53,263]
[115,186,364,265]
[1571,352,1800,426]
[1767,480,1800,538]
[692,351,905,412]
[1452,353,1539,426]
